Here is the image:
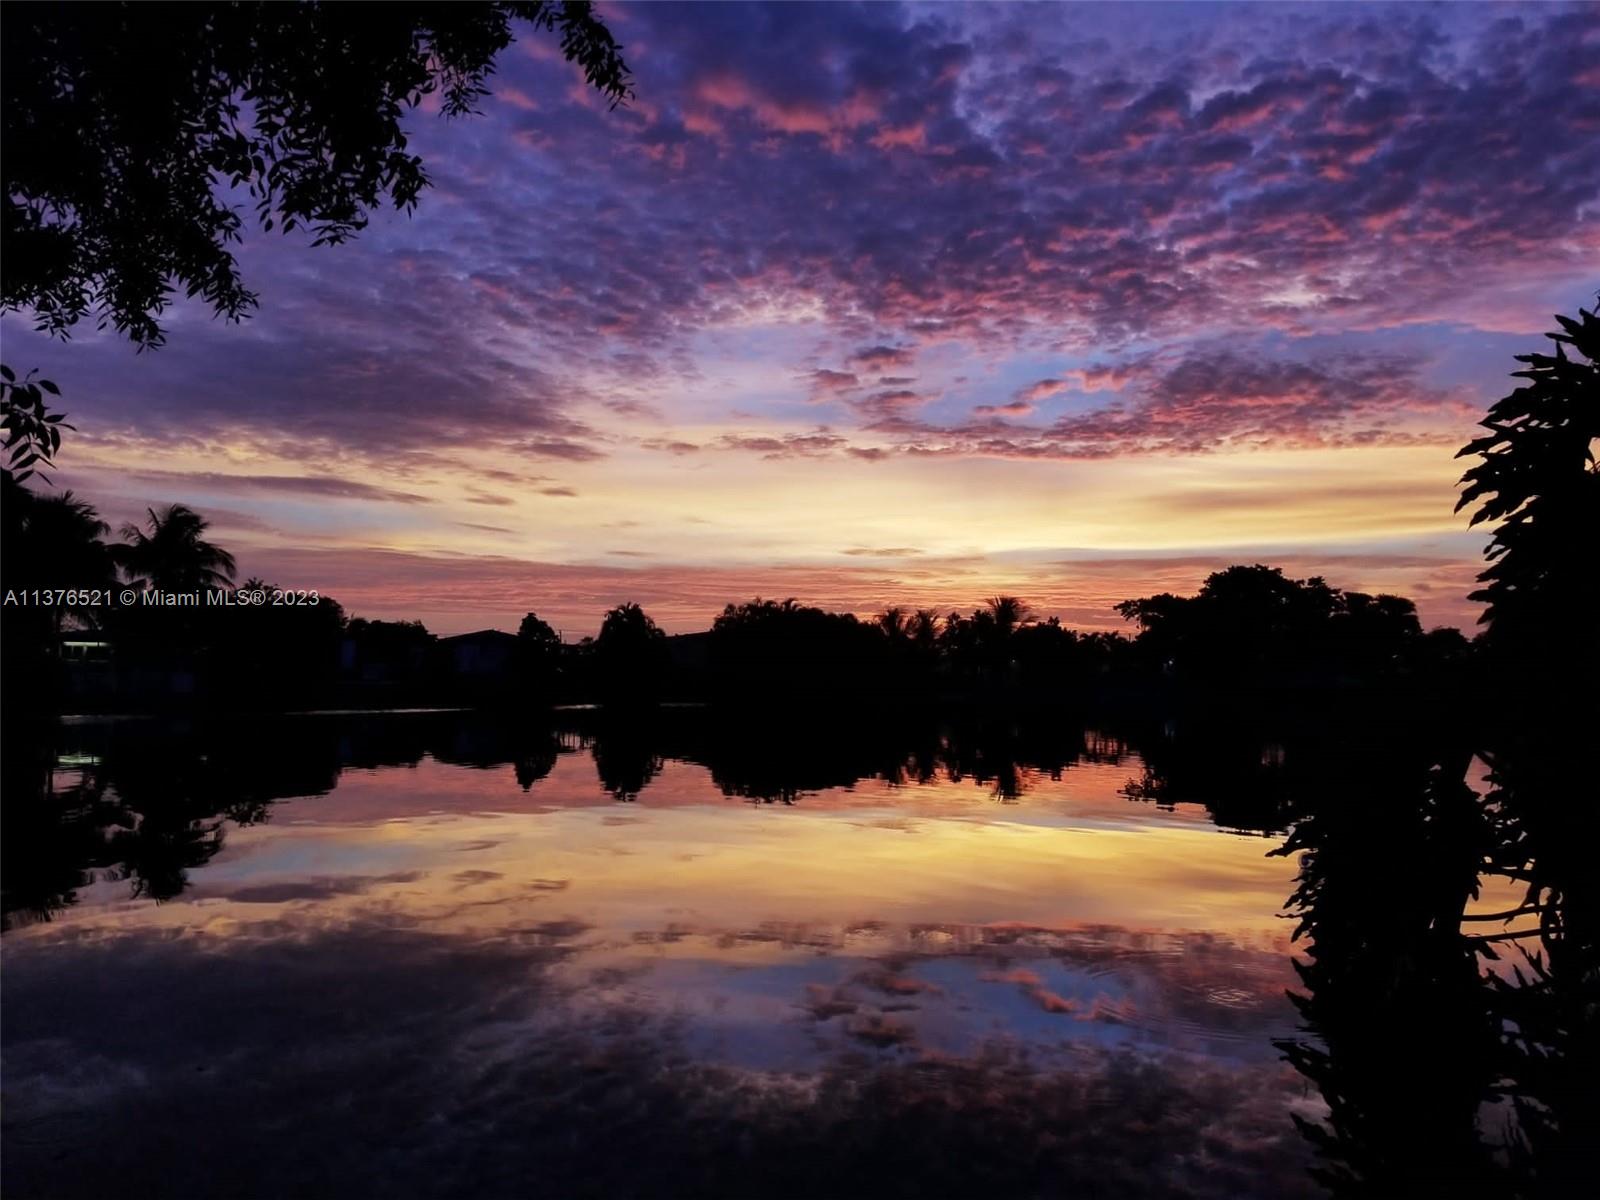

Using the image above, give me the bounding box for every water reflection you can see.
[1,707,1590,1196]
[3,708,1156,923]
[1270,707,1596,1197]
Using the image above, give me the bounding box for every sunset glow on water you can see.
[3,713,1320,1197]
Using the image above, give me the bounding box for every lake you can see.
[0,708,1406,1197]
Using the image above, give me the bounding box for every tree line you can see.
[3,469,1476,711]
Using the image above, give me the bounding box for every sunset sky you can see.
[11,1,1598,636]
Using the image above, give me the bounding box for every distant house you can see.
[60,638,112,664]
[58,636,117,701]
[54,634,202,703]
[439,629,518,680]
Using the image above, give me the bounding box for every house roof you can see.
[439,629,518,647]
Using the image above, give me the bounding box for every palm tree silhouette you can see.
[0,479,118,663]
[876,606,909,640]
[9,485,114,595]
[116,504,236,592]
[984,595,1033,634]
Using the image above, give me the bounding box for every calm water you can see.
[3,710,1327,1198]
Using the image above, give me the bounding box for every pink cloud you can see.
[974,400,1035,417]
[1018,378,1073,403]
[870,123,927,150]
[497,86,538,112]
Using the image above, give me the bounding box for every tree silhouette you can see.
[3,2,632,347]
[984,594,1033,635]
[1456,302,1599,678]
[1116,565,1427,689]
[0,365,71,482]
[1449,309,1600,1181]
[515,608,562,673]
[1011,618,1081,694]
[509,610,565,703]
[593,601,669,699]
[115,504,237,592]
[875,605,909,641]
[209,578,347,709]
[518,610,562,653]
[0,474,119,706]
[933,596,1038,689]
[343,617,437,689]
[710,597,888,699]
[1,476,117,618]
[907,608,941,650]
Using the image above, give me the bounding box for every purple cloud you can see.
[8,1,1592,468]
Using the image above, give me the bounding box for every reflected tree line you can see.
[11,696,1414,927]
[1270,697,1595,1195]
[0,698,1592,1193]
[0,706,1148,925]
[4,690,1592,1199]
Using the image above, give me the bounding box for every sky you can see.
[9,1,1599,636]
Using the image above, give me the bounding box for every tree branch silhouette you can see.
[2,1,632,348]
